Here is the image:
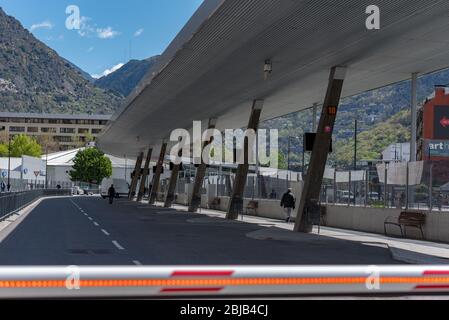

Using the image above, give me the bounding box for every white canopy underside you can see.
[98,0,449,159]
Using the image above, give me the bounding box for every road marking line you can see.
[112,241,125,250]
[133,260,143,266]
[93,222,99,227]
[88,217,93,221]
[101,229,110,236]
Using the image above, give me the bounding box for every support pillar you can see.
[226,100,264,220]
[188,118,217,212]
[149,142,168,205]
[128,152,144,200]
[164,162,181,208]
[137,148,152,202]
[294,66,346,233]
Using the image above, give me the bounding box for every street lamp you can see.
[45,146,48,189]
[7,134,11,192]
[287,136,300,188]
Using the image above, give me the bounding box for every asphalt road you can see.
[0,196,399,266]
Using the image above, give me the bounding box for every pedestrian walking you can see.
[108,184,116,204]
[281,188,295,223]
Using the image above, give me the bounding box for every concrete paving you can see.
[165,202,449,265]
[0,196,400,266]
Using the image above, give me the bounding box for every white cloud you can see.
[30,21,54,32]
[77,16,94,37]
[87,47,94,53]
[91,63,125,79]
[77,17,120,40]
[96,27,120,39]
[134,28,144,37]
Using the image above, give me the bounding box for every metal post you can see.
[287,137,290,190]
[384,165,388,208]
[411,73,418,162]
[348,170,352,207]
[312,103,318,133]
[365,169,369,207]
[405,162,410,211]
[7,135,11,192]
[354,119,358,171]
[294,66,346,233]
[429,162,433,212]
[333,169,337,205]
[45,147,48,189]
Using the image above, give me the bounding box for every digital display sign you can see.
[434,105,449,139]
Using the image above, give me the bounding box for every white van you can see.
[101,178,130,199]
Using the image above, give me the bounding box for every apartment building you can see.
[0,112,111,151]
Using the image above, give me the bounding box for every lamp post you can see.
[287,136,290,189]
[45,146,48,189]
[7,134,11,192]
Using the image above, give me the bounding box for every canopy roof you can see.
[98,0,449,158]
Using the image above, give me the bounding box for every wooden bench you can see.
[384,212,426,239]
[246,200,259,216]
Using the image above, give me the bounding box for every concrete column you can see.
[149,142,168,205]
[226,100,264,220]
[164,162,181,208]
[294,66,347,233]
[188,118,217,212]
[137,148,153,202]
[411,72,418,162]
[128,152,144,200]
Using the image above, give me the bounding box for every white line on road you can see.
[88,217,93,221]
[112,241,125,250]
[101,229,110,236]
[133,260,143,266]
[93,222,99,227]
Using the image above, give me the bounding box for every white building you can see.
[44,148,137,187]
[0,155,46,190]
[381,143,411,162]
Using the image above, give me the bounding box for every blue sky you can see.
[0,0,203,77]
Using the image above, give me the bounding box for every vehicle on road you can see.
[71,186,83,195]
[101,178,129,199]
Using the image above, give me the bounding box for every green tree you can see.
[69,148,112,184]
[0,144,8,157]
[9,135,42,157]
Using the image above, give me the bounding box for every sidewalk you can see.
[148,201,449,265]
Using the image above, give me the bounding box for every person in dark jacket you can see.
[281,189,295,223]
[108,185,116,204]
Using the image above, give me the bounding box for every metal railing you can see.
[0,189,71,221]
[320,160,449,212]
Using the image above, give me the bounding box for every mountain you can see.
[61,57,95,83]
[95,56,160,97]
[0,8,122,114]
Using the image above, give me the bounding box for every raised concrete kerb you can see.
[389,247,449,265]
[246,227,343,243]
[187,217,246,226]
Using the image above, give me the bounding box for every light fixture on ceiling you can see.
[264,59,272,81]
